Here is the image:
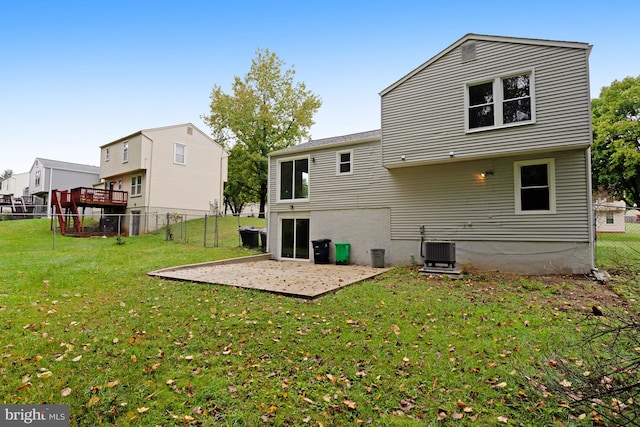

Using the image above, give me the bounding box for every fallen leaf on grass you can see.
[107,380,120,388]
[136,407,149,413]
[559,379,572,388]
[391,324,400,335]
[497,416,508,423]
[87,395,100,408]
[344,399,357,409]
[61,387,72,397]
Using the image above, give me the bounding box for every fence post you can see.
[166,212,171,241]
[204,214,208,247]
[215,211,219,248]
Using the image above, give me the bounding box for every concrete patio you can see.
[147,254,390,299]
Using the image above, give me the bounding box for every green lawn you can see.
[0,219,634,425]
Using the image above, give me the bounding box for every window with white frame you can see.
[279,157,309,201]
[514,158,555,214]
[467,71,534,131]
[105,147,110,162]
[174,143,186,165]
[336,150,353,175]
[35,170,41,186]
[131,175,142,196]
[122,141,129,162]
[606,212,614,224]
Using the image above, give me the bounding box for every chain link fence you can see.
[594,205,640,273]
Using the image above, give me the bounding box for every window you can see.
[123,141,129,162]
[337,150,353,175]
[131,175,142,196]
[514,158,555,214]
[174,143,186,164]
[279,157,309,201]
[35,170,41,186]
[105,148,110,162]
[467,71,534,131]
[606,212,614,225]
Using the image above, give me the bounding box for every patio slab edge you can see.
[147,253,272,276]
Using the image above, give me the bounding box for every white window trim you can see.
[105,147,110,162]
[514,158,556,215]
[465,69,536,133]
[336,149,353,176]
[122,141,129,163]
[276,155,310,203]
[131,175,142,197]
[174,143,186,165]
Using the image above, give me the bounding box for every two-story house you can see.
[29,158,101,216]
[267,34,594,274]
[99,123,228,235]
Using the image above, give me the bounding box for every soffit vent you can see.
[187,126,193,135]
[461,42,477,62]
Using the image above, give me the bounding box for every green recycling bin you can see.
[335,242,350,265]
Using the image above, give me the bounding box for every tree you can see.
[591,76,640,207]
[1,169,12,180]
[203,49,321,218]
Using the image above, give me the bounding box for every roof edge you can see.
[379,33,592,96]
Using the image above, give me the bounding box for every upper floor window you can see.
[174,143,186,165]
[337,150,353,175]
[105,148,110,162]
[35,170,41,186]
[279,157,309,201]
[131,175,142,196]
[123,141,129,163]
[514,158,555,214]
[466,71,534,132]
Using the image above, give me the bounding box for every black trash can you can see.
[311,239,331,264]
[239,226,260,248]
[259,228,267,252]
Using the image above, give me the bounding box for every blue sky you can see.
[1,0,638,173]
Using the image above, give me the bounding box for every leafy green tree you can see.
[203,49,321,218]
[591,76,640,206]
[1,169,12,180]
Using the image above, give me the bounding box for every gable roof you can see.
[100,123,219,149]
[270,129,381,156]
[33,158,100,174]
[380,33,592,96]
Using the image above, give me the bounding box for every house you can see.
[267,34,594,274]
[99,123,228,235]
[594,200,626,233]
[0,172,30,215]
[29,158,101,217]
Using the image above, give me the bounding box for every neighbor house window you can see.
[514,158,555,214]
[467,71,534,131]
[123,141,129,162]
[279,157,309,201]
[35,170,41,186]
[174,143,186,164]
[131,175,142,196]
[606,212,614,224]
[337,150,353,175]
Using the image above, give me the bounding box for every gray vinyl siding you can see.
[270,141,590,243]
[381,40,591,167]
[388,149,590,242]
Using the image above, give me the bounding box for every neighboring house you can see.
[0,172,30,215]
[594,200,626,233]
[29,158,100,216]
[625,208,640,224]
[267,34,594,274]
[99,123,228,235]
[0,172,29,197]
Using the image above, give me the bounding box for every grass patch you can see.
[0,219,633,425]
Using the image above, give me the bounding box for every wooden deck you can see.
[52,187,128,234]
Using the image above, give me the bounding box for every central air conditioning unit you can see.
[422,241,456,268]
